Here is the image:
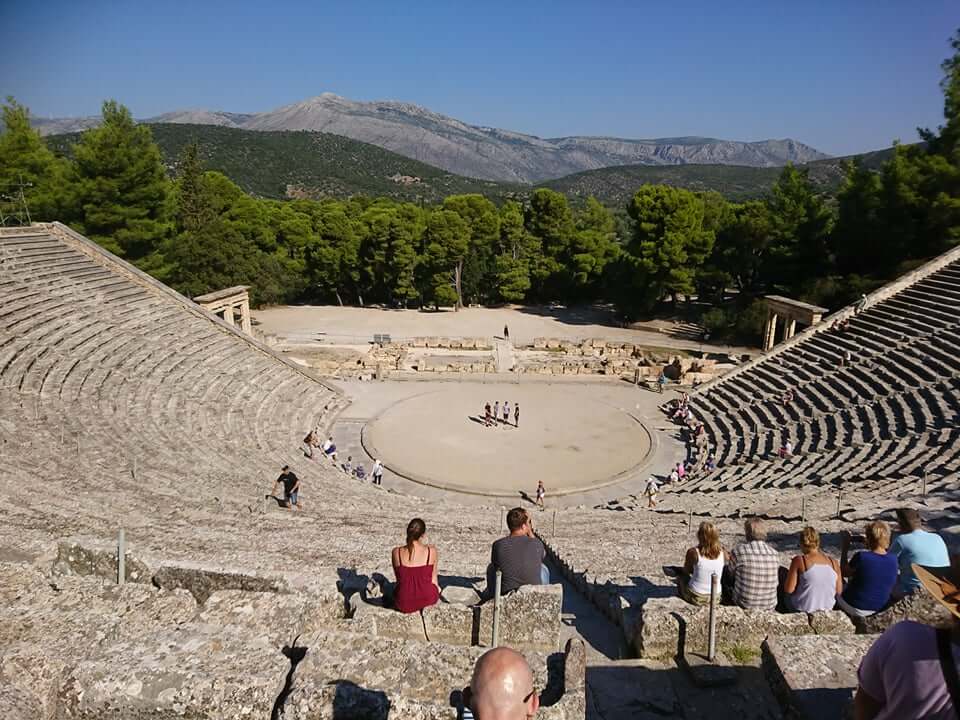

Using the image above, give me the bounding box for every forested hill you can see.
[542,146,899,204]
[45,124,521,204]
[46,123,902,207]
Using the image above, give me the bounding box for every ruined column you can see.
[222,305,235,326]
[763,313,779,351]
[239,298,252,335]
[785,318,797,340]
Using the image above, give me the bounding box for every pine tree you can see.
[70,100,172,261]
[0,97,67,222]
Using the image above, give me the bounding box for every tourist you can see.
[271,465,301,511]
[503,324,510,341]
[781,389,794,406]
[705,452,716,472]
[890,508,949,598]
[467,647,539,720]
[485,508,548,598]
[503,401,511,425]
[494,401,500,424]
[341,456,353,474]
[676,462,686,480]
[856,293,867,314]
[679,521,728,605]
[783,527,841,612]
[730,518,780,610]
[514,403,520,428]
[838,522,898,618]
[485,401,493,427]
[644,476,660,507]
[302,430,316,459]
[535,480,545,511]
[372,459,384,485]
[667,467,679,484]
[778,440,793,459]
[322,436,336,456]
[391,518,440,614]
[354,464,367,481]
[657,371,668,393]
[853,556,960,719]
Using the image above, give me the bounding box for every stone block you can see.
[0,680,42,720]
[546,339,560,349]
[350,598,428,641]
[762,634,877,720]
[533,337,547,349]
[152,564,285,604]
[857,589,953,633]
[53,540,152,585]
[426,337,440,348]
[411,337,426,347]
[461,337,477,349]
[478,584,562,653]
[449,338,462,349]
[441,585,481,606]
[474,337,493,350]
[636,597,849,659]
[423,602,475,646]
[808,610,855,636]
[56,628,286,719]
[196,589,344,645]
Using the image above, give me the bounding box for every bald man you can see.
[468,647,539,719]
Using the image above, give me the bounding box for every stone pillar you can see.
[763,312,779,351]
[222,305,235,326]
[785,318,797,340]
[239,298,252,335]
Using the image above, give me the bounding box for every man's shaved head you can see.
[470,647,538,719]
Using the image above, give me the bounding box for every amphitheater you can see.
[1,222,958,720]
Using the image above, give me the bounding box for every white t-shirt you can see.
[373,461,383,476]
[645,478,660,495]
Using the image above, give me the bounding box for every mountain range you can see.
[30,93,829,184]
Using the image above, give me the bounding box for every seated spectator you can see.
[322,436,337,456]
[778,440,793,458]
[781,389,794,406]
[705,452,716,472]
[890,508,949,598]
[783,526,841,612]
[679,522,728,605]
[391,518,440,614]
[271,466,301,511]
[485,508,548,598]
[354,464,366,480]
[675,462,686,480]
[466,647,540,720]
[341,456,353,474]
[668,468,680,484]
[730,518,780,610]
[838,521,898,618]
[853,556,960,719]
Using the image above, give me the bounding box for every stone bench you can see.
[351,584,563,653]
[762,634,878,720]
[635,597,855,659]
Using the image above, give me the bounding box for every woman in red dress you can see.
[392,518,440,613]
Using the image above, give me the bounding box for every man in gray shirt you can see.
[487,507,548,596]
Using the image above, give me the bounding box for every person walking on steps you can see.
[535,480,546,511]
[503,400,511,426]
[372,459,384,485]
[494,401,500,425]
[514,403,520,428]
[503,324,510,341]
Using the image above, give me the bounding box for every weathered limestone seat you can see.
[1,562,584,720]
[635,596,855,660]
[350,584,564,653]
[762,634,877,720]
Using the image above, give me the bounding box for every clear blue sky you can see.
[1,1,957,156]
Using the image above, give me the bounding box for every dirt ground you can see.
[253,304,755,354]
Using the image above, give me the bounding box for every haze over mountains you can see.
[31,94,829,184]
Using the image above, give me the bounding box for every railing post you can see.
[801,497,806,523]
[921,471,927,497]
[117,528,126,585]
[707,572,718,661]
[499,506,505,533]
[836,489,842,519]
[492,570,503,647]
[552,509,557,537]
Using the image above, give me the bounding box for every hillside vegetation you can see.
[45,123,900,206]
[46,124,520,204]
[543,147,898,204]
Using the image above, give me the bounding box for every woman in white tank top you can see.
[680,521,729,605]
